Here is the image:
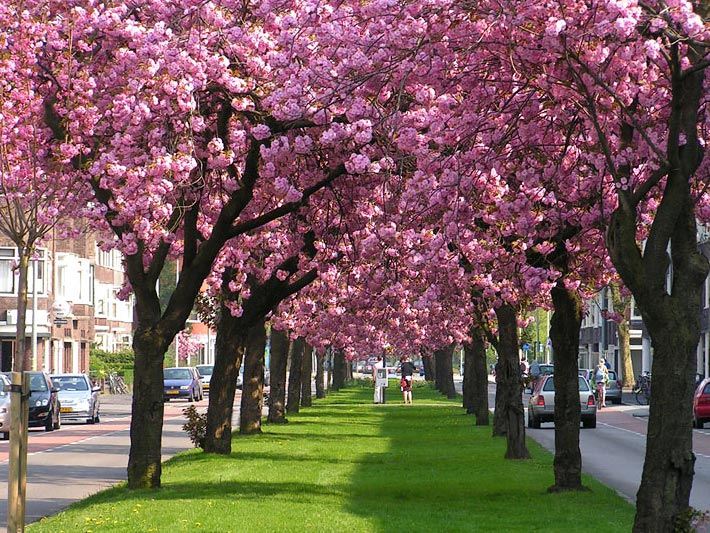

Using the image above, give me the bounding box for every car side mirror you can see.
[51,387,59,393]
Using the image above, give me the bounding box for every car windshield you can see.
[51,376,89,391]
[542,376,590,392]
[29,373,47,392]
[540,365,554,375]
[196,366,213,376]
[164,368,192,380]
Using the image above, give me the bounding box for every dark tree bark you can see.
[602,30,709,531]
[301,344,313,407]
[463,326,489,425]
[548,281,585,492]
[315,349,326,399]
[434,345,457,399]
[268,329,289,423]
[332,349,346,390]
[287,337,304,413]
[494,304,530,460]
[128,329,172,487]
[240,319,267,434]
[422,355,435,382]
[204,305,246,454]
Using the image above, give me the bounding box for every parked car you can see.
[196,364,213,394]
[163,367,202,402]
[693,378,710,428]
[579,368,622,405]
[604,370,622,405]
[28,372,61,431]
[0,374,11,439]
[50,374,100,424]
[538,364,554,376]
[528,374,597,429]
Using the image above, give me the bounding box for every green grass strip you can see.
[30,381,633,532]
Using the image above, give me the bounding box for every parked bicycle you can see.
[108,373,130,395]
[633,372,651,405]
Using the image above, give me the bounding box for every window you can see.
[0,248,46,295]
[543,376,590,392]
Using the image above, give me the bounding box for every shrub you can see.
[182,405,207,449]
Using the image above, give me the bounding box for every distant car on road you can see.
[28,372,61,431]
[528,374,597,429]
[694,378,710,428]
[51,374,101,424]
[579,368,622,405]
[196,365,213,394]
[0,374,11,439]
[163,367,202,402]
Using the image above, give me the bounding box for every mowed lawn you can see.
[30,382,633,532]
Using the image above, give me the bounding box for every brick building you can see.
[0,233,133,373]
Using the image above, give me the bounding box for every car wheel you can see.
[530,413,541,429]
[527,411,533,428]
[45,412,54,432]
[188,392,194,403]
[583,417,596,429]
[94,411,100,424]
[54,410,61,430]
[696,418,705,429]
[612,398,622,405]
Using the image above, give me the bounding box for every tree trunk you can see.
[434,345,457,399]
[13,251,29,372]
[287,337,304,413]
[204,309,246,454]
[463,326,489,425]
[548,281,585,491]
[127,330,170,488]
[494,303,530,459]
[610,284,634,387]
[345,359,353,381]
[268,329,289,424]
[332,349,346,391]
[300,343,313,407]
[239,319,266,435]
[315,349,325,399]
[422,355,435,382]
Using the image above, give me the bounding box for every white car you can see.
[528,374,597,429]
[196,364,213,394]
[50,374,100,424]
[0,374,11,439]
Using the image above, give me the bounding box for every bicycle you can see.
[633,373,651,405]
[595,381,606,409]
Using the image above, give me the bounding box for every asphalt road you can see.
[0,392,234,530]
[471,380,710,511]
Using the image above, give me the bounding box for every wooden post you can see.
[8,371,29,532]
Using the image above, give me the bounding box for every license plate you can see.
[60,407,73,413]
[167,390,179,395]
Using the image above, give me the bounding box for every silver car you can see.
[50,374,100,424]
[528,374,597,429]
[196,365,213,394]
[0,374,11,439]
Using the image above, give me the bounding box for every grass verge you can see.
[30,381,633,532]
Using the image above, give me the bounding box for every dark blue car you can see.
[163,367,202,402]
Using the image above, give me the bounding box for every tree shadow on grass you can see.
[71,480,348,510]
[344,385,634,533]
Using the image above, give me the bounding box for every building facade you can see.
[579,231,710,383]
[0,233,133,373]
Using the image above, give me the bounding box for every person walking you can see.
[595,360,609,408]
[400,356,415,404]
[529,359,541,391]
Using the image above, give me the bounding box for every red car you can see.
[693,378,710,428]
